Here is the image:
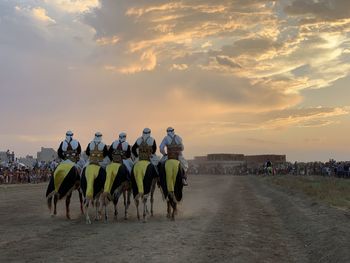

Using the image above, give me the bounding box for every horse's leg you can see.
[53,194,58,216]
[171,202,176,221]
[95,198,101,221]
[65,192,72,220]
[85,199,91,224]
[78,189,84,215]
[169,194,176,221]
[167,201,171,218]
[47,196,53,215]
[142,195,147,223]
[113,197,118,220]
[104,201,108,223]
[150,180,156,217]
[100,194,108,223]
[123,189,128,220]
[135,197,140,221]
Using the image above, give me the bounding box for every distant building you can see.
[0,150,15,163]
[207,153,245,162]
[189,153,287,175]
[37,147,57,163]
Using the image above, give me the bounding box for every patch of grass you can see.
[263,175,350,210]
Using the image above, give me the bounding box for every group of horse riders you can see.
[46,127,187,223]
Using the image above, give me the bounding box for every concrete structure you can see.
[0,150,15,163]
[37,147,57,163]
[189,153,286,175]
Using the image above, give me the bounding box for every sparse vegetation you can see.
[263,175,350,210]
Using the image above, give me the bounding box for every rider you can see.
[46,130,81,204]
[57,130,81,163]
[265,159,273,175]
[160,127,188,186]
[108,132,133,175]
[86,132,108,165]
[131,128,157,196]
[131,128,157,160]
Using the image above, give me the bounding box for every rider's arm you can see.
[57,142,65,159]
[107,142,114,161]
[159,138,167,155]
[85,144,90,156]
[131,142,139,158]
[152,140,157,154]
[77,143,82,155]
[125,145,131,158]
[102,145,108,157]
[176,135,184,151]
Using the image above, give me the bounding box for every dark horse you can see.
[46,163,83,219]
[80,164,106,224]
[158,160,184,220]
[100,163,131,222]
[130,161,159,222]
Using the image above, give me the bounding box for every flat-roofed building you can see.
[189,153,287,175]
[37,147,57,163]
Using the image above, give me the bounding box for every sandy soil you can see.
[0,175,349,263]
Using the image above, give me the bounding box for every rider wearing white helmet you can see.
[57,130,81,163]
[86,132,108,165]
[160,127,188,186]
[108,132,133,174]
[131,128,157,160]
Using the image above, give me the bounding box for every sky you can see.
[1,0,350,162]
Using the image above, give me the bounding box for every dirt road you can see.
[0,175,349,263]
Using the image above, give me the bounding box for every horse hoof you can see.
[124,215,128,220]
[86,219,92,225]
[50,214,56,218]
[66,215,71,220]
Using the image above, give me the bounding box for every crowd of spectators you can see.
[0,161,57,185]
[188,159,350,178]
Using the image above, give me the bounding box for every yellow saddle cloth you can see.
[54,162,75,192]
[85,164,101,199]
[104,162,122,194]
[165,159,180,192]
[133,160,150,194]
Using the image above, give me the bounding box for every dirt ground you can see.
[0,175,349,263]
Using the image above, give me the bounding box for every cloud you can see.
[15,6,55,24]
[96,35,119,46]
[48,0,100,14]
[106,50,157,74]
[284,0,350,22]
[171,64,188,71]
[31,7,56,23]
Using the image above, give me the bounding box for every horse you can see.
[130,160,159,222]
[158,159,184,220]
[99,162,131,222]
[80,164,106,224]
[46,161,83,219]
